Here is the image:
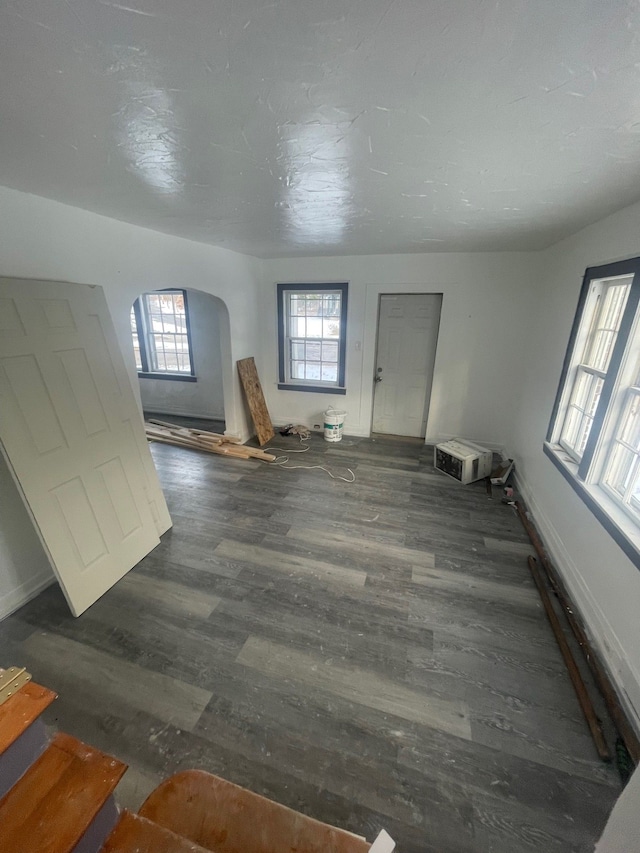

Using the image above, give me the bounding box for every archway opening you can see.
[129,287,233,435]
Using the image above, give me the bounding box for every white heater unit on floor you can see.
[434,439,493,484]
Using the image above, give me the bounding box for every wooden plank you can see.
[188,428,242,444]
[0,731,127,853]
[527,556,611,761]
[145,423,275,462]
[236,357,275,446]
[102,811,210,853]
[148,420,242,444]
[0,681,56,757]
[139,769,370,853]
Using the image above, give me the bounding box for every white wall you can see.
[0,185,261,615]
[513,198,640,729]
[0,453,53,619]
[261,254,539,449]
[138,289,225,420]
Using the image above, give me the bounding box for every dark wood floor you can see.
[0,430,621,852]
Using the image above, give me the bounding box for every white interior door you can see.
[372,293,442,437]
[0,278,172,617]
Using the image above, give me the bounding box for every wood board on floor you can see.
[237,357,274,446]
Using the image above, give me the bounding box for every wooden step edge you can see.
[100,810,212,853]
[0,681,57,756]
[139,769,371,853]
[0,730,127,853]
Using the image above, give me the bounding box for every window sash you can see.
[559,366,605,460]
[557,279,631,463]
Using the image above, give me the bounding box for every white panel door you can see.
[0,278,172,616]
[372,293,442,437]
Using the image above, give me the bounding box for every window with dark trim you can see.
[546,256,640,567]
[277,283,347,394]
[131,290,196,381]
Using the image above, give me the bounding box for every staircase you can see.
[0,673,371,853]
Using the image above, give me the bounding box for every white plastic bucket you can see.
[324,409,346,442]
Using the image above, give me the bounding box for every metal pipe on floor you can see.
[516,502,640,765]
[527,556,611,761]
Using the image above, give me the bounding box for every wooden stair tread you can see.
[0,681,56,756]
[0,730,127,853]
[101,811,212,853]
[139,770,370,853]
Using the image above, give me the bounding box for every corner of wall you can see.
[0,570,55,621]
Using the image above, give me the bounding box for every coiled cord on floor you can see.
[262,439,356,482]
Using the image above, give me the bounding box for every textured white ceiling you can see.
[2,1,640,257]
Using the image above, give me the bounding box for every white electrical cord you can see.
[262,437,356,482]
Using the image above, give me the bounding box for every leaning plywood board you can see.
[236,357,274,446]
[0,278,171,617]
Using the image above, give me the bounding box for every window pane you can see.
[306,317,322,337]
[154,349,167,371]
[572,370,592,410]
[321,364,338,382]
[290,317,305,337]
[323,295,340,317]
[130,307,143,370]
[305,341,321,361]
[588,330,615,372]
[605,443,637,497]
[586,376,604,417]
[562,406,582,450]
[291,361,305,379]
[305,363,321,380]
[323,318,340,337]
[620,394,640,450]
[290,297,305,316]
[306,297,321,316]
[322,341,338,362]
[291,341,305,360]
[561,372,603,456]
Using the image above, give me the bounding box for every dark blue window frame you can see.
[277,283,348,394]
[545,256,640,570]
[133,289,197,383]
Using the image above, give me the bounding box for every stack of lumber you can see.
[144,420,276,462]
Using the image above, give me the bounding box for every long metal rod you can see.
[517,501,640,763]
[527,556,611,761]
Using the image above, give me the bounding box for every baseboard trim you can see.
[515,469,640,738]
[142,408,225,421]
[0,570,56,621]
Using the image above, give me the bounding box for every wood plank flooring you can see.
[0,428,621,852]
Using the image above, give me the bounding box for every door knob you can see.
[374,367,383,383]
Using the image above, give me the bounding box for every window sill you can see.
[138,372,197,383]
[543,442,640,570]
[277,383,346,395]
